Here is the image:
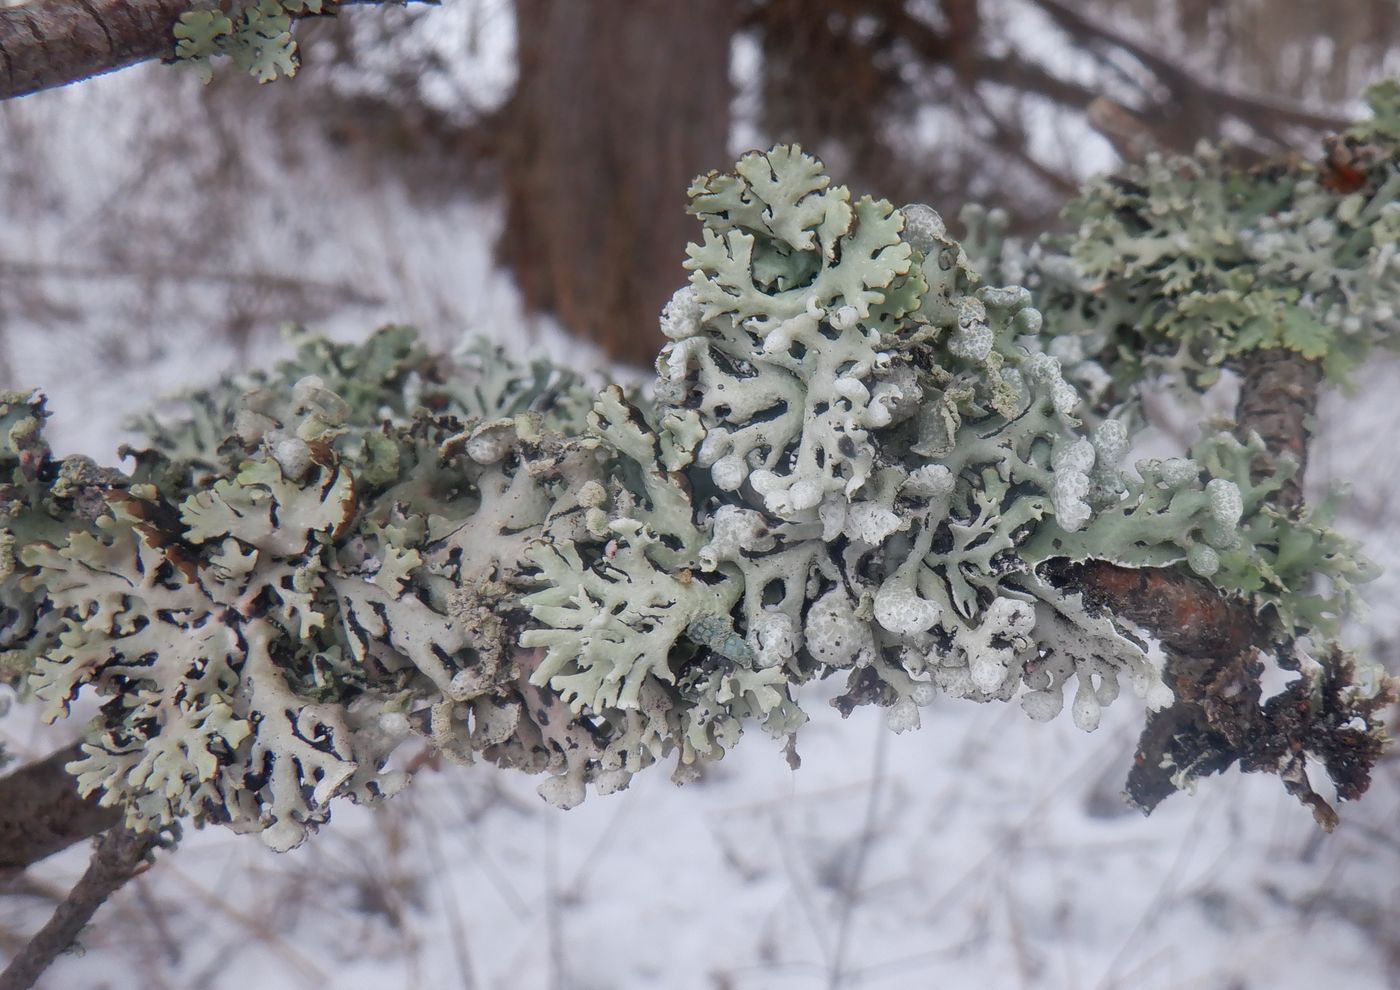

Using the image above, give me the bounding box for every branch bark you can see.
[0,0,190,100]
[0,827,160,990]
[1234,348,1324,513]
[1123,347,1324,812]
[0,744,119,879]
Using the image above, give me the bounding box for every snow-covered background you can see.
[12,681,1400,990]
[4,3,1400,988]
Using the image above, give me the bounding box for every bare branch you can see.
[1027,0,1348,139]
[1086,96,1160,161]
[0,827,161,990]
[960,85,1078,196]
[877,6,1106,118]
[0,258,386,308]
[1234,349,1324,513]
[0,745,119,879]
[0,0,188,101]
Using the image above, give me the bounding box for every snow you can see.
[9,687,1397,989]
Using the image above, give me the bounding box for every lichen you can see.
[9,137,1392,845]
[174,0,329,84]
[1027,81,1400,394]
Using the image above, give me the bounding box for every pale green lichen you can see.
[174,0,329,84]
[1027,81,1400,394]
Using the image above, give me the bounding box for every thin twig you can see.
[159,861,330,984]
[771,812,834,969]
[415,811,479,990]
[1092,799,1213,990]
[130,875,182,966]
[544,814,565,990]
[827,721,889,989]
[0,826,159,990]
[1026,0,1346,135]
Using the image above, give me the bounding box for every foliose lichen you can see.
[174,0,339,84]
[1026,81,1400,394]
[7,138,1392,848]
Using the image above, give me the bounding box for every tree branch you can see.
[1060,550,1392,829]
[877,5,1108,119]
[0,0,432,101]
[1026,0,1348,145]
[0,744,119,879]
[1234,348,1324,514]
[0,827,160,990]
[0,0,190,101]
[959,84,1079,196]
[1059,342,1373,827]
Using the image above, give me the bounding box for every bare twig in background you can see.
[544,815,566,990]
[826,723,889,989]
[1086,96,1160,162]
[0,259,386,310]
[416,813,480,990]
[0,826,159,990]
[1027,0,1348,150]
[161,861,331,984]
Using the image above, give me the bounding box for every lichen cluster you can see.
[1028,81,1400,395]
[174,0,339,83]
[3,140,1392,849]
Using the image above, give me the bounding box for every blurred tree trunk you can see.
[499,0,735,367]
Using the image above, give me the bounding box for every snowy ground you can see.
[4,28,1400,990]
[8,686,1400,990]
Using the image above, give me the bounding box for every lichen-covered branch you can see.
[1,86,1396,862]
[0,0,430,100]
[1061,556,1396,827]
[1026,80,1400,401]
[0,827,161,990]
[1018,88,1400,822]
[1056,561,1259,661]
[1113,343,1349,826]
